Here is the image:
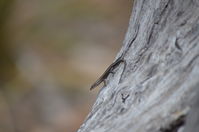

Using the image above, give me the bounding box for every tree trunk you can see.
[78,0,199,132]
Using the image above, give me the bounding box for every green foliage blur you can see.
[0,0,15,84]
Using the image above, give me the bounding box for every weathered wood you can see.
[183,86,199,132]
[78,0,199,132]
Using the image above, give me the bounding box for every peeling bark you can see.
[78,0,199,132]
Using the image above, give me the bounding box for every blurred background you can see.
[0,0,132,132]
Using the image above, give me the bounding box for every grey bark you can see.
[183,87,199,132]
[78,0,199,132]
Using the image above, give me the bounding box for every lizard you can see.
[90,53,126,90]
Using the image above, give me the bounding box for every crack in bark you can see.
[154,0,170,24]
[126,24,140,53]
[174,38,182,51]
[186,54,199,69]
[159,115,186,132]
[121,93,130,103]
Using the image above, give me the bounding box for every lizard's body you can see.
[90,54,126,90]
